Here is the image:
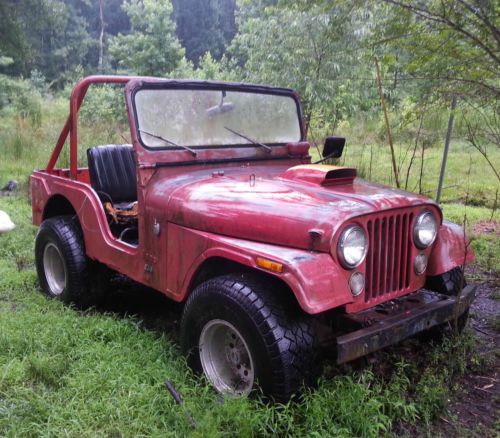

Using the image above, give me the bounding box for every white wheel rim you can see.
[199,319,255,396]
[43,243,67,295]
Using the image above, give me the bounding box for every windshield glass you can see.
[134,87,302,148]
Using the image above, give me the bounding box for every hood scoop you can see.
[281,164,357,186]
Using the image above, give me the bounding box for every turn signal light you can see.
[256,257,283,273]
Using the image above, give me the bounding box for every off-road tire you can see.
[180,274,316,402]
[35,215,96,307]
[422,267,469,340]
[425,267,466,297]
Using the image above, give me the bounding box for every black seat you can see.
[87,145,137,206]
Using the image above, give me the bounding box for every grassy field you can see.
[0,98,499,436]
[0,196,496,437]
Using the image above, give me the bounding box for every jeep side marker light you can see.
[256,257,283,273]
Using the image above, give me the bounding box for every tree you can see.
[172,0,237,64]
[373,0,499,99]
[109,0,184,76]
[74,0,131,72]
[228,3,374,134]
[375,0,500,184]
[0,0,92,81]
[0,0,36,76]
[97,0,105,71]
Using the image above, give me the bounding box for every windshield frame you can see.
[130,80,305,152]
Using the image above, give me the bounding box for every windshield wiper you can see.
[224,126,272,153]
[138,129,197,157]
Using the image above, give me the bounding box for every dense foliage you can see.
[109,0,184,75]
[172,0,237,64]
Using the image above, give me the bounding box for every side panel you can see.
[165,223,354,314]
[427,220,475,276]
[31,171,147,284]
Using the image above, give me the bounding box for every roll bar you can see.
[46,75,144,179]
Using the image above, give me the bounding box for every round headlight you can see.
[414,253,428,275]
[337,225,368,269]
[414,211,438,248]
[349,272,365,296]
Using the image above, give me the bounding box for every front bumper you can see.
[336,285,476,364]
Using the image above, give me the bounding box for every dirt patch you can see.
[466,265,500,331]
[472,219,500,236]
[428,269,500,437]
[435,372,499,437]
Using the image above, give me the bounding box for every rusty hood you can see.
[148,164,438,253]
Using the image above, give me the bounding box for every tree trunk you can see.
[98,0,105,72]
[375,57,400,188]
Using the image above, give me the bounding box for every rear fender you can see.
[31,171,141,277]
[427,220,474,276]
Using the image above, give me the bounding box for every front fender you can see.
[427,220,475,276]
[167,224,353,314]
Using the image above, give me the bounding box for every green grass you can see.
[0,196,491,437]
[441,203,500,274]
[0,95,129,194]
[338,141,500,209]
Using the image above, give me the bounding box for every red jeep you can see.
[31,76,475,401]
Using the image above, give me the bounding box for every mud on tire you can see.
[180,274,316,402]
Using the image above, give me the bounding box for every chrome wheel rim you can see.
[43,243,67,295]
[199,319,255,396]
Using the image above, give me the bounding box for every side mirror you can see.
[322,136,346,159]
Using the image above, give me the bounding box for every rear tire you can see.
[35,216,102,308]
[180,274,316,401]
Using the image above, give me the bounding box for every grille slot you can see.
[365,211,414,302]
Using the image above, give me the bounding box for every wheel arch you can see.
[188,256,301,310]
[42,194,78,221]
[167,225,353,314]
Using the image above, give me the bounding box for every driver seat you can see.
[87,145,136,205]
[87,145,138,224]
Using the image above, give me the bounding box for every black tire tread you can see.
[35,215,91,307]
[181,274,315,401]
[421,267,469,340]
[425,267,465,296]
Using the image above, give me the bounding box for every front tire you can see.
[426,267,466,297]
[424,267,469,338]
[35,216,91,307]
[180,274,316,401]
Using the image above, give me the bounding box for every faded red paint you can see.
[427,220,475,275]
[31,75,474,316]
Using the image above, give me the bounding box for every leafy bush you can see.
[79,84,128,126]
[0,75,42,127]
